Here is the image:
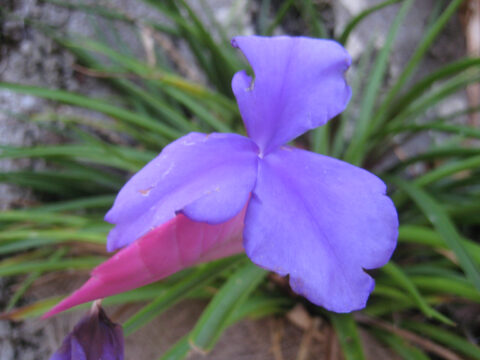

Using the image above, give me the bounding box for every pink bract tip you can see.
[43,208,246,318]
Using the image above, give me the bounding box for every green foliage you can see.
[330,314,366,360]
[122,256,246,336]
[1,0,479,359]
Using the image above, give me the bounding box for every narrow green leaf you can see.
[381,263,453,324]
[41,0,139,26]
[6,248,67,311]
[384,146,480,173]
[332,37,375,158]
[159,336,190,360]
[398,225,480,264]
[344,0,414,165]
[3,283,167,321]
[257,0,271,35]
[386,73,480,130]
[29,195,114,212]
[338,0,402,45]
[123,256,244,336]
[403,321,480,360]
[227,296,292,323]
[159,294,290,360]
[0,238,85,255]
[68,36,235,128]
[164,87,231,132]
[0,257,103,276]
[0,211,88,226]
[0,82,180,140]
[411,276,480,303]
[382,120,480,139]
[374,331,430,360]
[366,296,443,317]
[0,144,148,172]
[0,296,64,321]
[392,178,480,291]
[415,155,480,188]
[0,228,106,244]
[299,0,328,38]
[104,282,173,306]
[371,0,466,130]
[387,58,480,118]
[373,284,413,302]
[311,125,329,155]
[188,261,266,352]
[265,0,295,36]
[0,171,105,196]
[330,313,366,360]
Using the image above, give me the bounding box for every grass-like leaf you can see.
[344,0,414,165]
[381,262,454,324]
[338,0,402,45]
[187,261,267,352]
[122,256,244,336]
[0,82,180,141]
[392,178,480,292]
[371,0,466,130]
[403,321,480,360]
[330,313,366,360]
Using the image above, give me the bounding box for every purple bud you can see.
[50,301,124,360]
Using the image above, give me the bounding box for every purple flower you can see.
[45,36,398,317]
[50,301,124,360]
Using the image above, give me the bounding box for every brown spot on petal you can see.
[138,187,153,196]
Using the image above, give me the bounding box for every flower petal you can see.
[44,206,246,317]
[105,132,257,251]
[232,36,351,154]
[243,147,398,312]
[49,302,123,360]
